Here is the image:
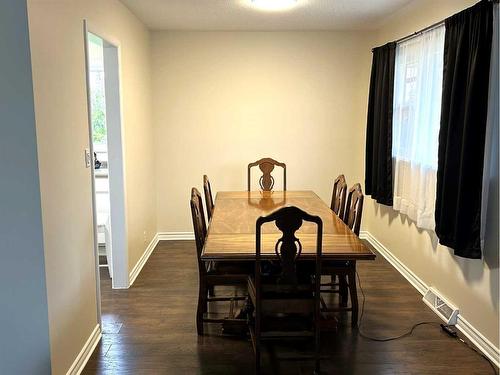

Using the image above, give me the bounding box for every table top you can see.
[202,191,375,261]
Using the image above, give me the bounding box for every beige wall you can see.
[364,0,499,347]
[27,0,156,373]
[152,31,372,232]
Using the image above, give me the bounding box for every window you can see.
[88,33,107,145]
[392,25,445,230]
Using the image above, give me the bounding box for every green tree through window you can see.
[91,81,106,144]
[88,33,107,145]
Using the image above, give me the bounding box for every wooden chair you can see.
[247,157,286,191]
[323,174,348,305]
[330,174,347,219]
[247,206,322,374]
[203,175,215,222]
[190,187,248,335]
[321,183,364,327]
[343,183,364,236]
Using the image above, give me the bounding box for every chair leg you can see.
[255,311,261,374]
[315,300,321,374]
[339,275,348,307]
[208,286,215,297]
[347,270,358,328]
[330,273,336,289]
[197,280,207,335]
[255,345,260,375]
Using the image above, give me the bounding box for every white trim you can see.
[101,38,129,290]
[360,230,500,368]
[128,233,160,287]
[83,20,102,327]
[456,315,500,368]
[157,231,195,241]
[359,231,427,294]
[66,324,101,375]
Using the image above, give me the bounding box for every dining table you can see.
[202,190,376,262]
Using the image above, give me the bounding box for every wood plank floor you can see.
[84,240,496,374]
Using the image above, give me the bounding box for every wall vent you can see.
[422,287,459,325]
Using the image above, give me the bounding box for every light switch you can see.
[85,148,91,168]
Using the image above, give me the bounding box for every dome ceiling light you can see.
[248,0,300,12]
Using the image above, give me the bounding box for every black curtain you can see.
[365,42,396,206]
[435,0,494,259]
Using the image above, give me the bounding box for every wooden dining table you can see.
[202,190,375,262]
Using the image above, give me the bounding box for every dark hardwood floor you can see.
[84,240,496,374]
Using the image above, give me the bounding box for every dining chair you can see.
[247,206,322,374]
[330,174,347,219]
[343,183,364,236]
[203,175,214,222]
[323,174,348,304]
[321,183,364,327]
[247,157,286,191]
[190,187,249,335]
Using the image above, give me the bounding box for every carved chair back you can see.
[190,187,207,275]
[203,175,214,221]
[330,174,347,219]
[255,206,322,295]
[247,158,286,192]
[343,183,364,236]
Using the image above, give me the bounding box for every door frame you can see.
[83,19,129,310]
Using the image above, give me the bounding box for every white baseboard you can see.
[359,231,427,294]
[129,233,159,287]
[360,230,499,368]
[456,314,500,368]
[157,231,194,241]
[66,324,101,375]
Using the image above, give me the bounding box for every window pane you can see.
[391,25,445,231]
[392,26,445,169]
[88,33,107,145]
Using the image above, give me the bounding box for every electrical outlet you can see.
[84,148,91,168]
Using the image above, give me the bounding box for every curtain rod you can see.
[395,19,444,45]
[389,0,498,46]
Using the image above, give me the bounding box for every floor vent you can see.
[423,287,459,325]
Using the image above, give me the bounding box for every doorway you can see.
[84,24,128,297]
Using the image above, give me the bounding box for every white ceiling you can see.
[119,0,415,31]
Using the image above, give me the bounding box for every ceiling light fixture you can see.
[249,0,299,12]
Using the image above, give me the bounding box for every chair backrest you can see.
[190,187,207,274]
[203,175,214,221]
[343,183,364,236]
[255,206,322,293]
[330,174,347,219]
[247,157,286,192]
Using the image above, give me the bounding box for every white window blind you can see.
[392,25,445,230]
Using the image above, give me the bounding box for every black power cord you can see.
[355,271,440,341]
[355,271,498,374]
